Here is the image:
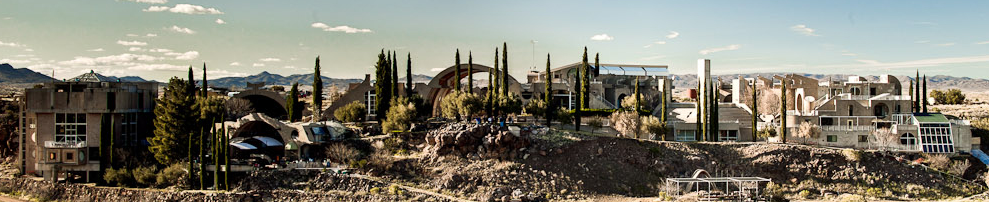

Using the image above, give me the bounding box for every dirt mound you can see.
[424,123,530,160]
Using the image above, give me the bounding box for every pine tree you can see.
[150,77,199,165]
[545,53,552,127]
[781,78,788,143]
[286,83,300,121]
[374,50,391,121]
[501,42,508,97]
[923,74,928,113]
[406,53,412,97]
[580,47,589,109]
[468,51,473,94]
[455,49,461,91]
[313,56,323,121]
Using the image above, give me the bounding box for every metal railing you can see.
[821,125,875,131]
[44,141,86,148]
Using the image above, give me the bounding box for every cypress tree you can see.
[580,47,589,109]
[222,118,229,190]
[501,42,508,96]
[188,66,195,93]
[391,51,397,96]
[594,53,600,77]
[286,83,300,121]
[781,78,787,143]
[494,48,500,96]
[198,126,205,189]
[909,79,915,112]
[574,58,581,132]
[374,50,390,121]
[634,77,641,113]
[916,70,921,112]
[660,88,666,141]
[710,80,719,141]
[696,80,702,142]
[545,53,552,127]
[700,79,707,141]
[201,63,208,97]
[313,56,323,121]
[923,74,928,113]
[455,49,461,91]
[468,51,473,94]
[487,64,494,116]
[406,53,412,97]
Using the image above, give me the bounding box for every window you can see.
[919,123,954,153]
[122,113,138,146]
[851,88,861,95]
[870,87,877,96]
[675,130,696,142]
[48,152,58,161]
[65,152,74,161]
[900,133,916,146]
[858,135,868,143]
[895,104,901,113]
[848,105,854,116]
[718,130,739,142]
[826,135,838,142]
[821,118,834,126]
[365,92,376,120]
[55,113,87,143]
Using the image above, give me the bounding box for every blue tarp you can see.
[971,149,989,165]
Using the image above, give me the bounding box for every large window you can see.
[826,135,838,142]
[718,130,738,142]
[55,113,87,143]
[919,123,953,153]
[675,130,696,142]
[365,92,376,120]
[900,133,916,146]
[122,113,138,146]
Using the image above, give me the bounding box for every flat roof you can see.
[913,113,949,123]
[599,65,669,76]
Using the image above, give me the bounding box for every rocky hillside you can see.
[0,63,53,84]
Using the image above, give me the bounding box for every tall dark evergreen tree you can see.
[501,42,508,97]
[406,53,412,97]
[150,77,198,165]
[580,47,589,109]
[781,78,788,143]
[574,57,581,132]
[634,77,641,113]
[313,56,323,121]
[286,83,300,121]
[710,80,719,141]
[695,80,703,142]
[916,70,921,112]
[545,53,552,127]
[468,51,473,94]
[660,87,667,141]
[201,63,208,97]
[909,79,915,112]
[374,50,391,121]
[493,48,500,96]
[923,74,928,113]
[751,79,758,141]
[392,51,399,96]
[188,66,195,93]
[594,53,600,77]
[455,49,461,91]
[700,79,707,141]
[487,64,494,116]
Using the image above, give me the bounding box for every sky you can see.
[1,0,988,82]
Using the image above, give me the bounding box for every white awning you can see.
[230,142,257,150]
[252,136,284,147]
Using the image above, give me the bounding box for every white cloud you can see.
[590,34,614,41]
[827,55,989,69]
[166,51,199,60]
[207,69,249,78]
[59,53,158,66]
[215,19,226,24]
[14,54,33,57]
[116,40,148,46]
[282,66,297,69]
[143,4,223,14]
[666,31,679,39]
[167,25,195,34]
[252,63,265,67]
[229,62,241,66]
[311,22,372,33]
[146,33,157,37]
[126,34,138,37]
[86,48,105,52]
[643,41,667,48]
[2,17,11,20]
[699,44,741,55]
[148,48,172,53]
[790,24,820,36]
[127,64,186,71]
[430,68,445,72]
[0,59,31,64]
[915,40,930,44]
[976,41,989,45]
[23,48,33,52]
[129,47,144,52]
[840,50,857,56]
[0,41,25,47]
[935,43,955,47]
[639,55,666,61]
[259,58,281,62]
[126,0,167,4]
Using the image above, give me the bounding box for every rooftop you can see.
[69,70,113,82]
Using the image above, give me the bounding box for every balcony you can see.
[822,125,875,131]
[44,141,86,148]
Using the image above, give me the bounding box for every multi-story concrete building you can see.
[17,71,157,181]
[525,62,672,111]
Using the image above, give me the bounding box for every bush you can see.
[948,159,971,176]
[494,93,523,115]
[334,101,366,123]
[369,187,381,194]
[842,149,861,162]
[757,128,777,139]
[586,116,603,133]
[640,116,667,140]
[555,107,573,124]
[864,187,885,198]
[524,99,546,118]
[382,100,416,132]
[367,149,394,172]
[798,190,812,199]
[156,163,187,187]
[931,89,965,105]
[924,153,950,171]
[103,168,133,187]
[388,184,402,195]
[133,166,158,187]
[609,111,640,138]
[326,143,361,165]
[440,91,482,120]
[794,121,821,144]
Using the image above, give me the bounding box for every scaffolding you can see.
[665,177,772,201]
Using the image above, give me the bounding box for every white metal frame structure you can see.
[666,177,772,201]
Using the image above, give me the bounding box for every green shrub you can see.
[382,99,416,132]
[103,168,133,187]
[865,187,885,198]
[798,190,812,199]
[388,184,401,195]
[334,101,366,123]
[133,166,158,187]
[369,187,381,194]
[156,163,186,187]
[841,149,861,162]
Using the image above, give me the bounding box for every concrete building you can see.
[667,59,756,142]
[18,71,158,181]
[526,62,672,111]
[221,113,347,163]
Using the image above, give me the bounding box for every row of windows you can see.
[673,130,739,142]
[923,145,954,153]
[920,127,951,136]
[55,113,87,143]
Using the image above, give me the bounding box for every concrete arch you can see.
[234,89,288,119]
[425,64,523,116]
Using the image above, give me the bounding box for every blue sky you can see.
[1,0,987,81]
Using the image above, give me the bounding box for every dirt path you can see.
[0,195,24,202]
[353,174,474,202]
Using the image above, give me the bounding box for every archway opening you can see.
[243,95,287,119]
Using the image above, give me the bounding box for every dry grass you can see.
[949,159,971,176]
[924,154,951,171]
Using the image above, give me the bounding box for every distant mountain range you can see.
[2,63,987,92]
